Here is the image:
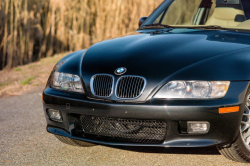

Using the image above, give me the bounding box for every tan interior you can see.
[206,8,245,26]
[237,20,250,28]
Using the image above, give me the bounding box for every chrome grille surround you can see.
[90,74,114,97]
[115,76,147,99]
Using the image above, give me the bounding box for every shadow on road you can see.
[110,146,220,155]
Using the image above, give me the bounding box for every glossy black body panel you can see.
[43,28,250,147]
[78,29,250,102]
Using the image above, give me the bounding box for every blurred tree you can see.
[0,0,162,70]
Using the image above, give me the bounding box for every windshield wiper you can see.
[188,25,238,32]
[140,23,174,29]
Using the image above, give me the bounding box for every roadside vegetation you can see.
[0,53,67,97]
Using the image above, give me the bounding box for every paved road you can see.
[0,88,248,166]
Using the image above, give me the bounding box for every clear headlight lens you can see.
[51,71,84,93]
[154,81,230,99]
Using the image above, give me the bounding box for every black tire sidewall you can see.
[234,88,250,161]
[236,127,250,159]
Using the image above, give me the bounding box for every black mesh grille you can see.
[79,115,167,144]
[91,75,114,97]
[116,76,146,99]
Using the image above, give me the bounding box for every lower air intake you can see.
[79,115,167,144]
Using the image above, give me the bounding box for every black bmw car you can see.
[43,0,250,163]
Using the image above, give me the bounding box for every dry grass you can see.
[0,52,68,97]
[0,0,163,70]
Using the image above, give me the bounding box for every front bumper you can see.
[43,81,249,147]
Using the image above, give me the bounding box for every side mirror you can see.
[139,17,148,27]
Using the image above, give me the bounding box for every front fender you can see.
[167,47,250,81]
[45,49,87,88]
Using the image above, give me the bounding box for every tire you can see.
[55,135,96,147]
[217,94,250,163]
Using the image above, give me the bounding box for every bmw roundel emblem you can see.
[115,67,127,75]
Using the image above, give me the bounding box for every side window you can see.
[242,0,250,20]
[160,0,201,25]
[153,11,164,24]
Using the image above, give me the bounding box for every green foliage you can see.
[0,83,8,87]
[15,67,21,71]
[21,77,35,85]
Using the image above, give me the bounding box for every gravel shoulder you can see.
[0,87,248,166]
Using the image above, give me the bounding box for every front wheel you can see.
[217,95,250,163]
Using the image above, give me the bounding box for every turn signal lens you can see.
[219,106,239,114]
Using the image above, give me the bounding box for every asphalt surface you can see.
[0,87,248,166]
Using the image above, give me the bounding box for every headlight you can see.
[51,71,84,93]
[154,81,230,99]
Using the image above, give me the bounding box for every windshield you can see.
[142,0,250,30]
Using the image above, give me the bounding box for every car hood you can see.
[82,29,250,78]
[80,29,250,101]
